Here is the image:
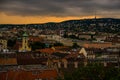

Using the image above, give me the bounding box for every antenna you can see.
[94,10,96,20]
[94,10,97,26]
[24,24,27,32]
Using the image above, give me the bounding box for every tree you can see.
[30,42,46,51]
[72,43,79,48]
[63,33,68,38]
[7,38,16,48]
[54,42,64,46]
[62,63,120,80]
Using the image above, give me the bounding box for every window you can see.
[35,78,42,80]
[25,46,26,49]
[32,72,39,75]
[25,40,26,43]
[50,78,54,80]
[32,71,41,75]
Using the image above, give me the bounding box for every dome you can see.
[23,32,28,37]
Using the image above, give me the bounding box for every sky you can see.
[0,0,120,24]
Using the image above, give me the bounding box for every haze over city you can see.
[0,0,120,24]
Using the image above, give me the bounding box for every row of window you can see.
[35,79,42,80]
[35,78,55,80]
[0,40,7,43]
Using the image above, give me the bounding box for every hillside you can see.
[0,18,120,33]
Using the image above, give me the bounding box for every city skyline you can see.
[0,0,120,24]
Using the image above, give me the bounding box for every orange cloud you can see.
[0,13,100,24]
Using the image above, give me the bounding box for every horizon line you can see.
[0,17,119,25]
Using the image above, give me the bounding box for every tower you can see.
[0,37,7,51]
[19,32,31,52]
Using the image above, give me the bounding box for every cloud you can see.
[0,0,120,17]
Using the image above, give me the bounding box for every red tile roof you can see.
[0,69,58,80]
[29,36,44,42]
[0,58,17,65]
[37,46,70,54]
[37,48,56,54]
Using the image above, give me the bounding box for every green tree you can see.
[54,42,64,46]
[30,42,46,51]
[63,63,120,80]
[7,38,16,48]
[72,42,79,48]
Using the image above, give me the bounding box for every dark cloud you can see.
[0,0,120,17]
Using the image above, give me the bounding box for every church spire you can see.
[19,25,31,52]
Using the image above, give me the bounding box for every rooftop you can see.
[23,32,28,37]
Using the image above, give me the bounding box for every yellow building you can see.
[0,37,7,51]
[19,32,31,52]
[83,42,112,48]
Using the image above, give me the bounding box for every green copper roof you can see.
[23,32,28,37]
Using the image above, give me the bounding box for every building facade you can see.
[19,32,31,52]
[0,37,7,51]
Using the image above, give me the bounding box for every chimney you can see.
[64,62,67,68]
[58,62,61,68]
[84,59,87,66]
[104,62,107,67]
[74,62,78,68]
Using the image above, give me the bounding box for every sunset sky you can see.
[0,0,120,24]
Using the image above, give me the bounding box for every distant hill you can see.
[0,18,120,33]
